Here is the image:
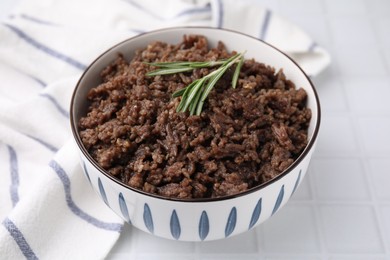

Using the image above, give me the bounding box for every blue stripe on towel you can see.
[216,0,223,28]
[23,72,46,87]
[7,145,19,207]
[259,9,272,40]
[25,134,58,153]
[39,93,70,118]
[2,218,39,260]
[3,23,87,70]
[308,42,318,52]
[48,160,123,232]
[29,75,46,87]
[20,14,58,26]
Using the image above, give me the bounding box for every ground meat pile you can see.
[79,35,311,199]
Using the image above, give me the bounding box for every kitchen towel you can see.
[0,0,330,259]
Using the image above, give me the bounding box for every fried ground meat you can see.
[79,35,311,199]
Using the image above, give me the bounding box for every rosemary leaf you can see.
[232,55,244,89]
[146,67,193,76]
[196,64,230,115]
[172,87,187,98]
[176,82,195,112]
[189,87,203,115]
[146,51,245,115]
[145,60,224,71]
[198,52,243,104]
[181,78,206,113]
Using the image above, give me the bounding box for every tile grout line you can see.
[133,226,143,259]
[361,158,390,256]
[253,223,262,257]
[307,163,329,260]
[194,239,200,260]
[334,14,390,251]
[350,112,390,257]
[365,0,390,75]
[339,38,390,253]
[288,200,390,207]
[313,109,390,160]
[337,16,390,249]
[255,223,264,258]
[290,1,387,251]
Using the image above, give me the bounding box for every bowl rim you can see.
[70,26,321,202]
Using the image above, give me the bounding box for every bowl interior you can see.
[71,27,320,199]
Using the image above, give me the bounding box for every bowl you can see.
[70,27,321,241]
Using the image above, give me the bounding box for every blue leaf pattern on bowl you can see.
[170,210,181,240]
[143,203,154,234]
[272,185,284,215]
[82,162,91,184]
[225,207,237,237]
[248,198,262,230]
[291,170,302,196]
[98,177,108,206]
[198,211,209,241]
[118,192,131,224]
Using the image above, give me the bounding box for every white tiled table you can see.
[108,0,390,259]
[2,0,389,259]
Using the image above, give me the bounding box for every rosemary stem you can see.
[146,51,246,115]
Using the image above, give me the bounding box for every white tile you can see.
[320,205,384,253]
[313,74,348,113]
[265,257,321,260]
[324,0,367,14]
[197,228,258,254]
[316,116,359,155]
[279,0,324,14]
[333,47,387,77]
[107,253,133,260]
[135,230,194,253]
[281,14,332,47]
[136,255,194,260]
[366,0,390,17]
[358,117,390,154]
[384,49,390,72]
[368,159,390,200]
[327,15,376,47]
[314,56,340,78]
[380,206,390,248]
[372,17,390,47]
[343,77,390,113]
[290,170,312,201]
[312,158,370,201]
[202,255,258,260]
[330,257,387,260]
[260,205,320,253]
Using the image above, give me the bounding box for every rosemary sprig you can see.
[146,51,245,115]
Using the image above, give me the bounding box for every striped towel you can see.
[0,0,330,259]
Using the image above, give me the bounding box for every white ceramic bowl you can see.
[70,27,321,241]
